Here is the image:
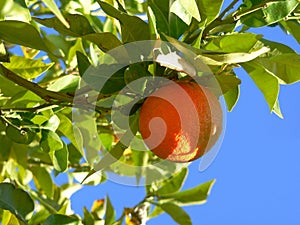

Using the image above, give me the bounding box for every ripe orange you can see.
[139,81,222,162]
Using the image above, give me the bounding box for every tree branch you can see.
[0,64,74,103]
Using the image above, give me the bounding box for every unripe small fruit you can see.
[139,81,222,162]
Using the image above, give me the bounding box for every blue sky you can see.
[69,3,300,225]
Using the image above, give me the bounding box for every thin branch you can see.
[0,64,74,103]
[218,0,240,20]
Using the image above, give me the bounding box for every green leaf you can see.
[159,202,192,225]
[34,14,94,37]
[0,183,34,224]
[30,167,54,199]
[0,0,30,23]
[2,209,23,225]
[241,0,299,27]
[40,130,64,153]
[47,75,80,92]
[0,42,9,62]
[44,214,82,225]
[6,123,35,145]
[84,33,122,52]
[57,113,85,158]
[6,90,43,108]
[155,167,188,195]
[50,143,69,172]
[280,20,300,45]
[179,0,201,22]
[98,1,150,42]
[242,61,279,112]
[215,73,241,94]
[76,51,91,77]
[104,196,115,225]
[196,47,270,65]
[83,64,126,94]
[204,33,260,52]
[197,0,223,24]
[148,0,170,36]
[68,38,85,69]
[0,20,49,52]
[158,179,215,205]
[41,0,70,28]
[224,85,240,112]
[41,114,60,132]
[170,0,193,25]
[256,53,300,84]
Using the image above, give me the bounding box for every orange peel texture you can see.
[139,81,223,162]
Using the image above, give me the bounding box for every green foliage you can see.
[0,0,299,224]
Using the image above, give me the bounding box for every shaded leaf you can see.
[0,183,34,224]
[76,51,91,76]
[84,33,122,52]
[159,202,192,225]
[0,20,50,52]
[98,1,150,42]
[215,73,241,94]
[224,85,240,111]
[34,14,94,37]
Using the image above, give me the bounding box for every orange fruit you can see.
[139,81,222,162]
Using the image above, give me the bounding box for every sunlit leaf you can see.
[241,0,299,27]
[57,113,85,158]
[280,20,300,45]
[197,0,223,24]
[44,214,82,225]
[41,0,70,28]
[155,167,188,195]
[242,61,279,112]
[104,196,115,225]
[159,202,192,225]
[30,166,54,199]
[50,142,69,172]
[47,75,80,92]
[256,54,300,84]
[158,179,215,205]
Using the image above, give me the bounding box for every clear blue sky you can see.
[68,2,300,225]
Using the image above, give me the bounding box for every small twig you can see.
[218,0,240,20]
[0,103,60,113]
